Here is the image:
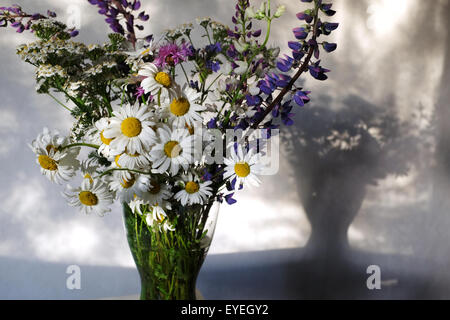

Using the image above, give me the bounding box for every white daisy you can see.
[147,201,170,222]
[64,177,113,216]
[128,195,146,215]
[174,172,213,206]
[109,171,142,203]
[145,202,175,232]
[103,104,157,155]
[149,125,194,176]
[138,63,178,100]
[87,118,116,158]
[115,151,150,170]
[224,145,262,188]
[137,176,173,205]
[30,127,80,184]
[161,86,206,128]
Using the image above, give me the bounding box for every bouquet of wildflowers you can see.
[1,0,338,299]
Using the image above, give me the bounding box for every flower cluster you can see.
[6,0,338,234]
[87,0,153,47]
[0,4,78,36]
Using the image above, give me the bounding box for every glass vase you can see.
[123,201,220,300]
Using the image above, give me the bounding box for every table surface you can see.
[0,247,446,299]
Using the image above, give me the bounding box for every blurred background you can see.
[0,0,449,299]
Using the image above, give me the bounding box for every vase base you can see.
[100,289,204,300]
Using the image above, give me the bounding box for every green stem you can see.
[98,167,152,178]
[60,142,99,151]
[47,92,72,112]
[179,63,190,85]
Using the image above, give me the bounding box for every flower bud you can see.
[245,7,256,18]
[274,5,286,18]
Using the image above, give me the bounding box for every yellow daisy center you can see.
[164,141,182,158]
[234,162,251,178]
[185,181,200,194]
[148,181,161,194]
[46,144,58,154]
[141,48,151,56]
[121,117,142,137]
[170,98,190,117]
[78,191,98,206]
[100,130,113,145]
[38,155,58,171]
[84,174,94,184]
[155,72,172,88]
[121,176,136,189]
[115,154,122,167]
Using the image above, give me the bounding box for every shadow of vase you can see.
[301,168,367,256]
[282,95,416,261]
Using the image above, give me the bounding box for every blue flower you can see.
[225,193,237,205]
[296,11,313,23]
[277,54,294,72]
[323,42,337,52]
[294,90,311,107]
[246,94,262,106]
[205,42,222,54]
[293,27,309,40]
[206,60,220,72]
[202,169,213,181]
[207,118,217,129]
[309,60,330,81]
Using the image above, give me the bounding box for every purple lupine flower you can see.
[138,11,149,21]
[272,104,281,118]
[323,42,337,52]
[132,1,141,11]
[207,118,217,129]
[296,11,313,23]
[288,41,302,52]
[277,54,294,72]
[144,34,153,42]
[294,90,311,107]
[47,10,56,17]
[205,42,222,54]
[190,80,199,91]
[252,29,261,37]
[206,60,221,72]
[246,94,262,107]
[225,193,237,205]
[293,27,309,40]
[309,60,330,81]
[234,119,249,131]
[258,77,276,95]
[269,73,291,89]
[202,169,213,182]
[324,22,339,32]
[280,103,295,126]
[321,3,336,16]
